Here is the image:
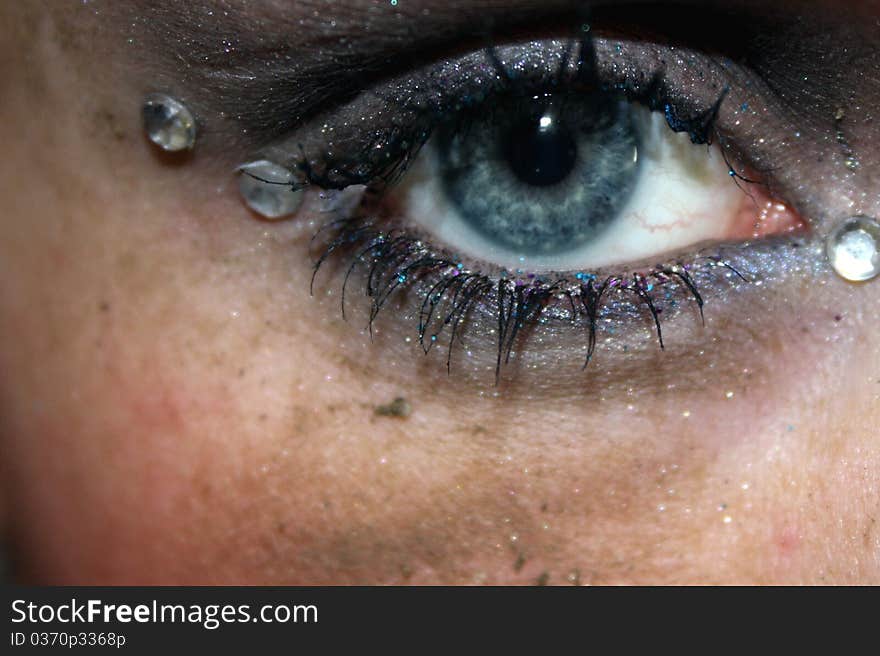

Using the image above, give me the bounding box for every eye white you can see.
[396,105,744,271]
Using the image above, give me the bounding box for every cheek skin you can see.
[2,2,880,585]
[4,107,879,585]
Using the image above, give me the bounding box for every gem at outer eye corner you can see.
[826,215,880,282]
[238,160,305,220]
[142,93,197,152]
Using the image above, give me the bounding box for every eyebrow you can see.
[127,0,863,141]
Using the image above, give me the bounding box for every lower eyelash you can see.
[309,214,754,381]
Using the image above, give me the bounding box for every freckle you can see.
[197,481,212,501]
[863,516,876,549]
[98,300,110,312]
[534,572,550,586]
[513,552,526,572]
[775,526,800,556]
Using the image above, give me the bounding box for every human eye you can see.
[226,5,866,384]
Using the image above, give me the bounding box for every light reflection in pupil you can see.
[503,113,578,187]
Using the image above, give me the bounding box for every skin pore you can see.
[0,0,879,584]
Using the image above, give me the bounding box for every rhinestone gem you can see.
[238,160,304,220]
[826,215,880,282]
[142,93,196,152]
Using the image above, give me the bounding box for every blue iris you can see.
[435,93,642,255]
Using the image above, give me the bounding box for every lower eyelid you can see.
[302,206,820,385]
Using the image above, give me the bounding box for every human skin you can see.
[0,0,879,584]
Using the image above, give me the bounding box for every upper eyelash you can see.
[281,33,751,196]
[242,54,741,209]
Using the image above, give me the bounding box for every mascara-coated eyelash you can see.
[309,213,757,379]
[272,35,747,193]
[250,29,812,378]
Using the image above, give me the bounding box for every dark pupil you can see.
[503,115,577,187]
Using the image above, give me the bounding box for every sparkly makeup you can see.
[309,215,751,377]
[826,216,880,283]
[141,93,197,152]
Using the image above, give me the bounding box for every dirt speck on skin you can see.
[94,109,127,142]
[374,397,412,419]
[567,569,581,586]
[513,552,527,572]
[534,571,550,586]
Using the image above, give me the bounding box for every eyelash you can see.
[309,213,752,379]
[292,36,742,193]
[263,30,802,378]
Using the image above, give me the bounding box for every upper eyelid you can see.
[253,35,818,223]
